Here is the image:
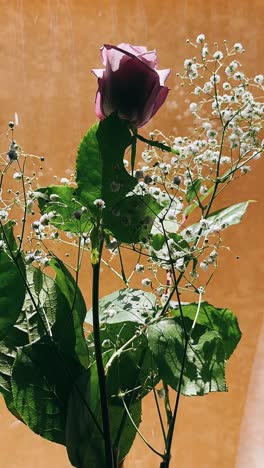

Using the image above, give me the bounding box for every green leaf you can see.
[149,233,189,268]
[76,115,136,215]
[66,367,142,468]
[93,321,159,403]
[0,266,56,413]
[12,338,81,444]
[186,179,202,203]
[0,326,26,411]
[0,222,26,340]
[37,185,92,233]
[182,200,253,241]
[103,193,161,243]
[151,199,182,235]
[172,302,241,359]
[184,185,214,217]
[148,318,227,396]
[50,257,89,367]
[85,288,160,326]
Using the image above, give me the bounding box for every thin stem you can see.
[92,242,114,468]
[135,133,178,154]
[117,246,128,286]
[163,382,173,427]
[122,397,164,459]
[153,385,167,445]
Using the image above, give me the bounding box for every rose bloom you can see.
[92,43,170,128]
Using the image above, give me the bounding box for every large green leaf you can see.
[11,338,81,444]
[0,266,57,414]
[37,185,92,233]
[85,288,160,326]
[172,302,241,359]
[103,193,161,243]
[66,367,142,468]
[86,290,160,399]
[0,326,26,417]
[0,222,26,340]
[148,318,226,396]
[87,321,159,403]
[182,200,252,241]
[50,257,89,367]
[76,114,136,215]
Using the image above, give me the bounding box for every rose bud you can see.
[92,43,170,128]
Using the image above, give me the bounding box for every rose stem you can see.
[92,246,114,468]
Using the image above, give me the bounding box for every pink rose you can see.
[92,43,170,128]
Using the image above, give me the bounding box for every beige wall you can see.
[0,1,263,467]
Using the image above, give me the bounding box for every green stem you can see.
[161,338,189,468]
[135,133,178,154]
[92,248,114,468]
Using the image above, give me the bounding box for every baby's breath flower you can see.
[176,258,186,272]
[13,172,22,180]
[206,129,217,139]
[200,185,208,195]
[196,33,205,43]
[234,42,244,52]
[223,82,232,90]
[240,165,251,174]
[188,65,199,79]
[141,278,151,287]
[167,209,177,220]
[210,73,221,84]
[189,102,198,112]
[202,45,209,59]
[60,177,70,185]
[220,156,231,164]
[135,263,144,273]
[142,150,152,163]
[200,260,209,271]
[254,74,264,85]
[225,60,239,77]
[202,122,212,130]
[233,71,245,81]
[213,51,224,60]
[93,199,106,209]
[102,339,112,349]
[0,209,8,220]
[0,240,6,249]
[184,58,194,70]
[203,81,213,93]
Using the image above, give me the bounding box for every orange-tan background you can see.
[0,1,263,467]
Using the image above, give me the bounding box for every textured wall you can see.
[0,1,263,467]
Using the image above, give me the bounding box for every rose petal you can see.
[157,68,171,86]
[148,86,169,121]
[91,68,105,79]
[94,88,105,120]
[117,43,148,56]
[139,50,158,68]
